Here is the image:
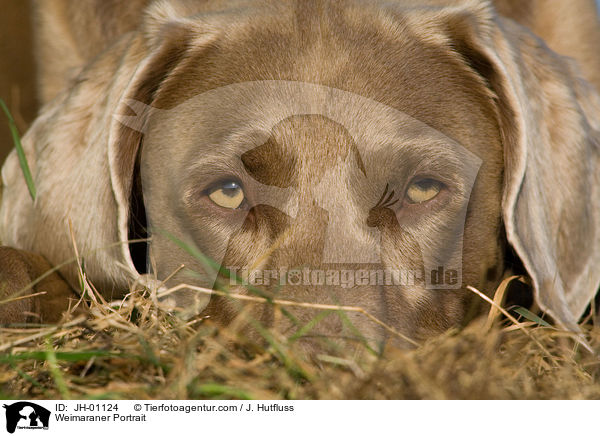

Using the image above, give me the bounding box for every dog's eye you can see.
[208,181,245,209]
[406,178,443,204]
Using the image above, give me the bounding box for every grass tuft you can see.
[0,235,598,399]
[0,98,36,201]
[0,274,598,399]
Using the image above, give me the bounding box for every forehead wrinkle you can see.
[187,146,245,175]
[353,117,477,181]
[375,138,467,170]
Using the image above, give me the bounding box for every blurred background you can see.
[0,0,36,164]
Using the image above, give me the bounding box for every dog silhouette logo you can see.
[2,402,50,433]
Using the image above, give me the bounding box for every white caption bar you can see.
[0,400,594,435]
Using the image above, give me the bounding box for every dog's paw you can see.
[0,246,76,325]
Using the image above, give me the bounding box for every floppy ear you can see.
[0,1,214,294]
[110,3,218,279]
[432,3,600,330]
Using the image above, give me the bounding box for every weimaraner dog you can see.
[0,0,599,349]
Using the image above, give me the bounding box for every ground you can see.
[1,278,598,400]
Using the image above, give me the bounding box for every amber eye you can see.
[406,178,443,204]
[208,181,245,209]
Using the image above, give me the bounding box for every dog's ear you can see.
[412,2,600,330]
[109,2,219,278]
[1,2,216,293]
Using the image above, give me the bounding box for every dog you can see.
[0,0,599,349]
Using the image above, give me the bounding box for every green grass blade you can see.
[250,319,311,382]
[45,338,71,399]
[10,362,47,394]
[0,350,121,363]
[159,229,220,275]
[189,383,253,400]
[160,229,281,302]
[0,98,36,200]
[288,310,332,343]
[512,306,551,327]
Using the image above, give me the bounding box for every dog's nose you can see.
[251,263,391,353]
[277,300,388,357]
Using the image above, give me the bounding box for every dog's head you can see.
[2,0,599,350]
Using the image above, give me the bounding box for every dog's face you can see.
[138,3,505,347]
[2,0,598,349]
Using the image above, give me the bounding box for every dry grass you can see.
[1,276,599,400]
